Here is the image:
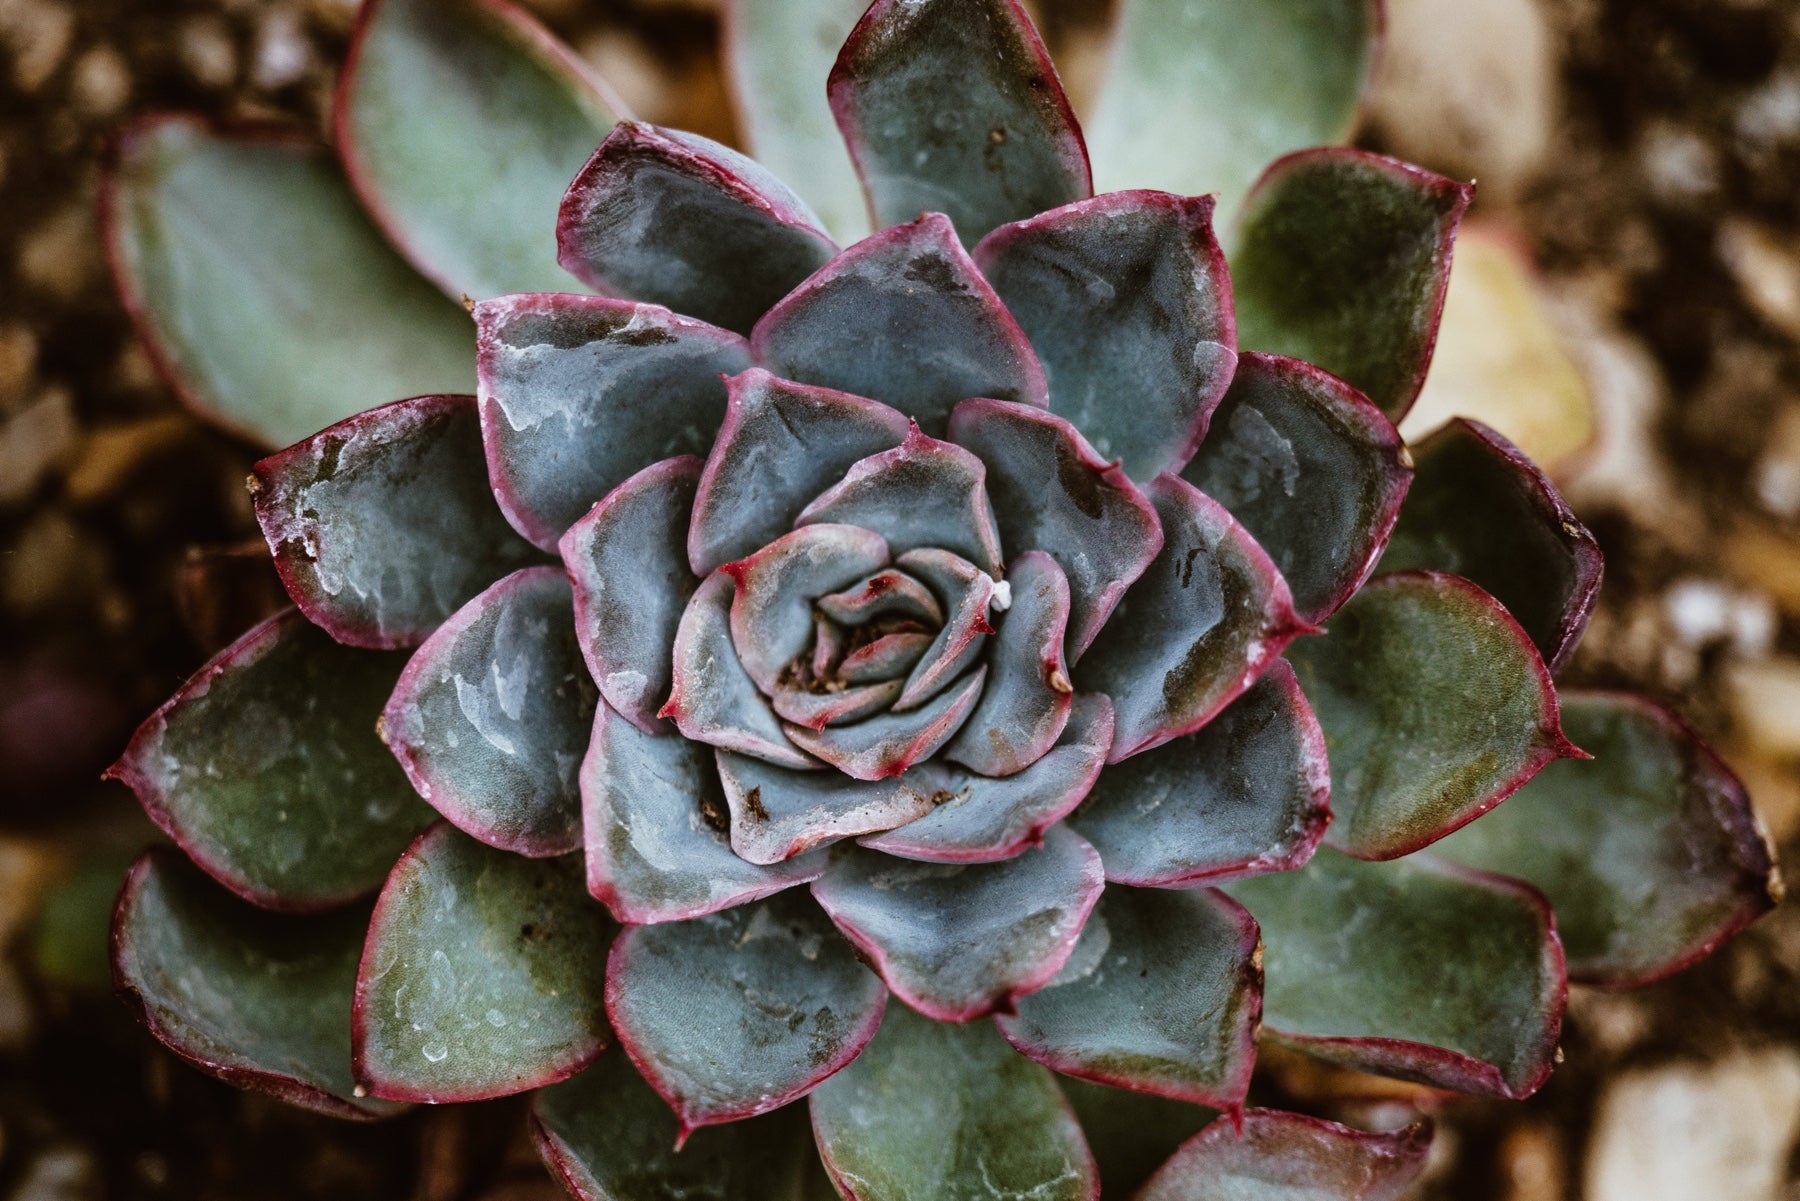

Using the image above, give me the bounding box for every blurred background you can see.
[2,0,1799,1196]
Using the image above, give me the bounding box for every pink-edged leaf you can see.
[558,122,838,336]
[533,1052,818,1201]
[336,0,619,299]
[715,751,943,865]
[1061,1079,1216,1199]
[948,398,1164,657]
[582,702,825,924]
[252,394,542,650]
[1435,691,1780,987]
[475,293,751,550]
[560,456,700,735]
[1232,149,1472,422]
[1080,474,1306,762]
[380,567,596,857]
[108,609,431,911]
[862,693,1112,864]
[942,551,1075,776]
[1229,849,1566,1100]
[798,425,1005,576]
[103,116,474,448]
[973,191,1235,481]
[112,850,402,1120]
[811,1004,1099,1201]
[998,886,1261,1110]
[353,822,614,1103]
[1135,1110,1432,1201]
[785,667,986,780]
[690,368,911,576]
[1287,570,1579,861]
[819,569,944,627]
[724,524,891,695]
[890,549,995,710]
[827,0,1089,245]
[752,213,1048,433]
[775,678,908,726]
[664,572,817,770]
[1379,418,1602,673]
[1182,352,1412,625]
[606,892,886,1139]
[811,824,1103,1021]
[1069,659,1329,888]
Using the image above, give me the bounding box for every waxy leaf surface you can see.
[716,752,942,865]
[105,118,473,447]
[942,551,1074,776]
[665,573,816,769]
[1060,1079,1213,1199]
[1136,1110,1431,1201]
[354,823,613,1102]
[726,524,891,696]
[785,668,986,780]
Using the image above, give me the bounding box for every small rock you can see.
[1638,120,1722,210]
[18,208,102,302]
[62,414,193,506]
[69,44,130,116]
[1718,218,1800,341]
[1735,68,1800,161]
[8,1144,101,1201]
[1497,1123,1566,1201]
[1567,989,1652,1056]
[179,14,239,88]
[251,6,312,90]
[0,323,36,409]
[0,388,77,508]
[1585,1049,1800,1201]
[1751,405,1800,519]
[1725,657,1800,759]
[1725,522,1800,617]
[1662,578,1776,657]
[0,0,74,93]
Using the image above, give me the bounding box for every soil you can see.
[1,0,1798,1197]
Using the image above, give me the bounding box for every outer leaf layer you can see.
[353,823,613,1102]
[104,117,474,447]
[337,0,618,298]
[252,393,542,649]
[1229,849,1565,1099]
[1232,149,1471,421]
[1135,1110,1431,1201]
[665,573,817,769]
[1286,570,1573,860]
[109,609,431,910]
[1060,1079,1214,1200]
[1435,692,1778,987]
[716,752,941,865]
[810,1004,1098,1201]
[112,850,400,1119]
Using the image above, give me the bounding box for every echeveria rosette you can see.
[101,0,1781,1195]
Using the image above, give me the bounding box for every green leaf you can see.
[108,609,432,910]
[727,0,873,242]
[1059,1079,1214,1199]
[104,117,475,448]
[1229,849,1564,1099]
[338,0,618,299]
[1085,0,1377,211]
[1136,1109,1431,1201]
[534,1052,816,1201]
[1434,692,1779,987]
[810,1004,1098,1201]
[112,849,402,1119]
[1286,571,1575,860]
[353,823,613,1102]
[1231,150,1472,422]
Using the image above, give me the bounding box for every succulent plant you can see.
[101,0,1780,1195]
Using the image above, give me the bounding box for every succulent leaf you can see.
[810,1004,1099,1201]
[690,369,912,576]
[752,214,1049,433]
[1378,418,1603,673]
[1287,570,1574,860]
[1232,149,1472,422]
[605,893,887,1136]
[1229,849,1565,1099]
[948,399,1164,657]
[112,850,402,1119]
[557,122,838,336]
[380,567,596,857]
[1135,1110,1432,1201]
[1435,692,1779,987]
[560,456,702,735]
[715,752,943,865]
[1182,352,1413,624]
[583,703,826,923]
[974,191,1236,481]
[1060,1079,1215,1200]
[785,668,987,780]
[474,294,751,549]
[828,0,1090,245]
[108,609,431,910]
[1086,0,1378,211]
[103,117,474,448]
[353,822,614,1102]
[998,886,1262,1109]
[725,524,893,695]
[1080,475,1305,762]
[863,693,1113,864]
[1070,660,1329,887]
[252,394,543,650]
[337,0,619,299]
[533,1051,818,1201]
[942,552,1075,776]
[888,549,995,710]
[811,825,1103,1021]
